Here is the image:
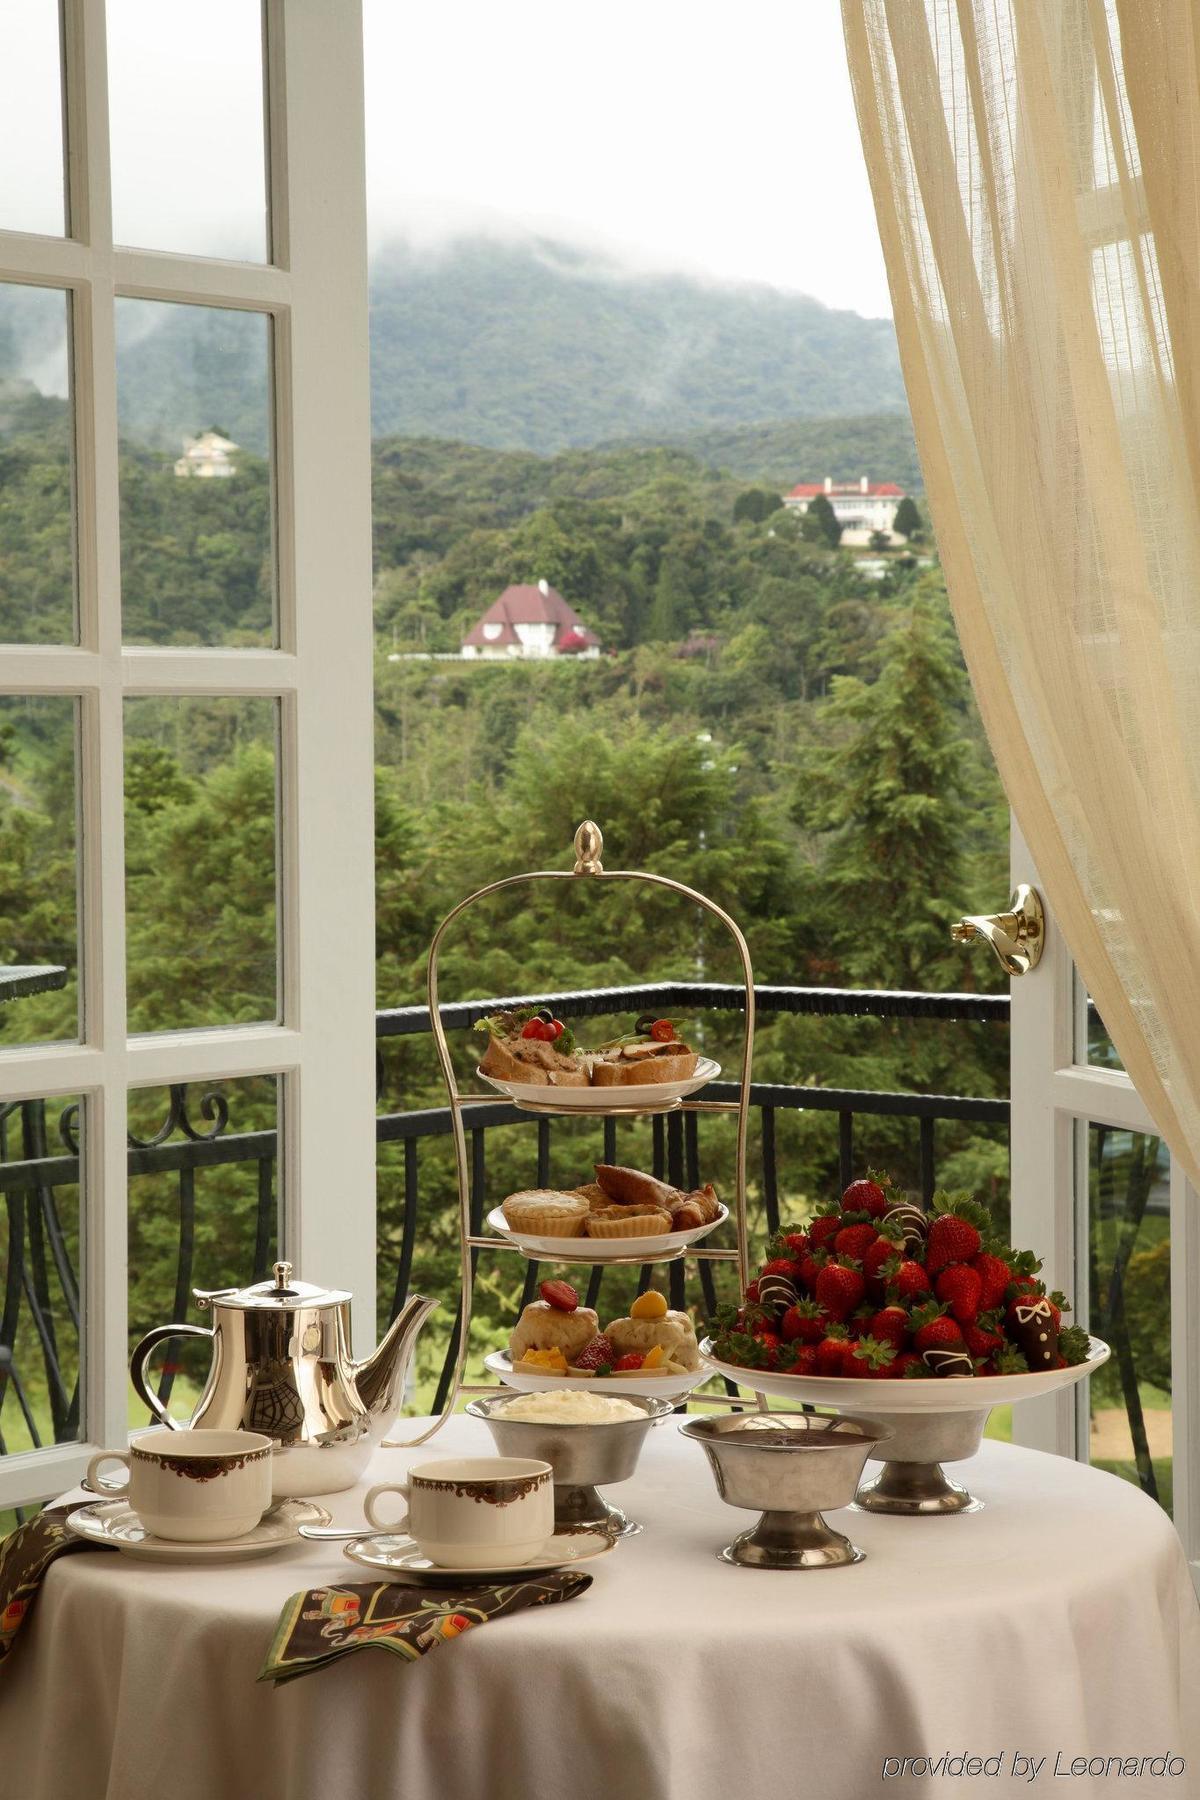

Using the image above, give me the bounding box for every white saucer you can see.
[65,1497,333,1562]
[486,1201,728,1264]
[485,1348,707,1401]
[341,1529,616,1584]
[475,1057,720,1113]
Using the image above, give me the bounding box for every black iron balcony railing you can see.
[0,982,1011,1507]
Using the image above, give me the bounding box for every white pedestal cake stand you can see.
[700,1337,1111,1514]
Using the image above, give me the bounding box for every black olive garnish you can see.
[535,1007,554,1024]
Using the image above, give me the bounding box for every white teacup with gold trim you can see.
[364,1456,554,1568]
[86,1429,274,1542]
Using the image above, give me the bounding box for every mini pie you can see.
[501,1191,590,1237]
[583,1205,673,1239]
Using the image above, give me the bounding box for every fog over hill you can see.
[0,237,909,460]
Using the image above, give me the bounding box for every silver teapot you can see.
[129,1262,438,1496]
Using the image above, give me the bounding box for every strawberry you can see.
[970,1251,1013,1312]
[781,1298,826,1344]
[988,1343,1029,1375]
[863,1228,905,1285]
[842,1176,890,1218]
[815,1259,866,1321]
[925,1191,990,1274]
[910,1301,964,1354]
[847,1302,876,1338]
[758,1256,799,1282]
[934,1263,983,1324]
[849,1335,898,1378]
[1005,1288,1061,1332]
[780,1231,810,1257]
[539,1279,579,1312]
[777,1342,819,1376]
[752,1330,781,1365]
[574,1333,616,1371]
[869,1304,910,1349]
[962,1314,1004,1360]
[808,1213,844,1248]
[744,1280,760,1304]
[884,1257,931,1303]
[1059,1324,1091,1366]
[613,1353,645,1371]
[794,1248,826,1291]
[894,1351,926,1378]
[833,1221,878,1261]
[816,1327,851,1376]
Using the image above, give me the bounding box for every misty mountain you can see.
[0,237,909,459]
[367,238,907,452]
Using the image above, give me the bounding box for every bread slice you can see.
[590,1044,699,1087]
[478,1034,588,1087]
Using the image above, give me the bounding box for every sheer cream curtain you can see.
[842,0,1200,1185]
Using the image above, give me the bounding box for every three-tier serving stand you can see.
[394,820,756,1442]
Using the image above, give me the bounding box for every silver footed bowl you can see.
[466,1392,675,1537]
[679,1410,893,1570]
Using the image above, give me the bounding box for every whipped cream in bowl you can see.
[491,1390,646,1425]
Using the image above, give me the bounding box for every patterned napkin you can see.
[0,1506,91,1668]
[259,1571,593,1685]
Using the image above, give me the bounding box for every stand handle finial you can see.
[573,820,604,875]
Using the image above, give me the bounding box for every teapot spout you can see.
[352,1293,439,1437]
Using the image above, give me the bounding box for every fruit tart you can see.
[709,1172,1094,1383]
[589,1015,699,1087]
[475,1007,588,1087]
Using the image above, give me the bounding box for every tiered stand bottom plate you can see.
[699,1337,1110,1514]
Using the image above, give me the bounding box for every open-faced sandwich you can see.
[474,1007,588,1088]
[509,1280,701,1377]
[498,1163,723,1240]
[589,1014,699,1087]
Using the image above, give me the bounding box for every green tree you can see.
[869,529,891,553]
[732,487,783,524]
[801,492,842,548]
[893,495,923,540]
[645,552,694,643]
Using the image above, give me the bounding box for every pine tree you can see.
[801,492,842,548]
[645,553,694,643]
[796,583,984,989]
[893,495,923,540]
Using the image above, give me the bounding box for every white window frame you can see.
[1009,820,1200,1580]
[0,0,376,1509]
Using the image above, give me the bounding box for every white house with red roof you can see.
[782,475,908,546]
[461,579,602,660]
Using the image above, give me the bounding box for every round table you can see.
[2,1418,1198,1800]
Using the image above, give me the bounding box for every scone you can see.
[605,1309,701,1371]
[510,1300,600,1365]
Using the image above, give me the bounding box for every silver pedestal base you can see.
[851,1407,990,1516]
[854,1460,983,1515]
[554,1483,641,1540]
[718,1509,865,1569]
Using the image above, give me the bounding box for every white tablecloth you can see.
[1,1420,1198,1800]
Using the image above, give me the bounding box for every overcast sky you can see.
[0,0,891,319]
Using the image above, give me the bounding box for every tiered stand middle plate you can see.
[700,1336,1112,1514]
[385,820,756,1446]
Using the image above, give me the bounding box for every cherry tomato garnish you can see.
[650,1019,677,1043]
[548,1019,565,1040]
[521,1019,551,1040]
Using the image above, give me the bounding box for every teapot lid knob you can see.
[272,1260,294,1291]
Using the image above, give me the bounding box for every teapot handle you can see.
[129,1323,214,1428]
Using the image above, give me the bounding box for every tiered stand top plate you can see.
[485,1348,708,1402]
[699,1335,1111,1409]
[486,1202,730,1265]
[475,1057,721,1115]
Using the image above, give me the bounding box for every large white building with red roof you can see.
[461,579,602,660]
[782,475,908,545]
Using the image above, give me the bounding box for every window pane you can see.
[1074,971,1126,1070]
[107,0,268,261]
[0,283,76,643]
[116,300,274,646]
[128,1076,279,1427]
[0,1093,83,1465]
[0,695,79,1046]
[0,5,66,237]
[124,697,278,1032]
[1084,1124,1171,1515]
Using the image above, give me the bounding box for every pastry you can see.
[593,1164,682,1209]
[501,1191,590,1237]
[667,1185,722,1230]
[510,1299,600,1365]
[475,1008,588,1087]
[584,1205,672,1238]
[572,1182,610,1210]
[606,1308,701,1370]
